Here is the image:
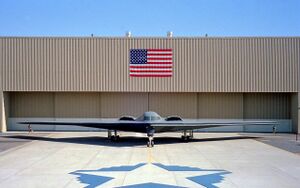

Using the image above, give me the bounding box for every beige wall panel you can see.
[10,92,54,117]
[243,93,290,119]
[100,93,148,118]
[54,92,100,118]
[148,93,197,118]
[197,93,243,118]
[4,93,10,127]
[0,37,299,92]
[0,92,7,132]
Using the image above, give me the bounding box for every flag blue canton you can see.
[130,49,147,64]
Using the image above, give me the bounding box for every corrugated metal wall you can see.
[0,37,299,92]
[9,92,291,120]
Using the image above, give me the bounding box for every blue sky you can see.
[0,0,299,37]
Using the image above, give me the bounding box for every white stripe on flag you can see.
[147,51,172,54]
[147,60,173,63]
[147,55,172,58]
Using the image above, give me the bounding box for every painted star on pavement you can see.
[70,163,231,188]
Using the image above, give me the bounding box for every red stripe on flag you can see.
[130,70,172,73]
[130,74,172,77]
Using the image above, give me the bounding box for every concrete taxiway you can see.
[0,132,300,187]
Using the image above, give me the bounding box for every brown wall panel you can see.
[291,93,299,132]
[100,92,148,118]
[149,93,197,118]
[0,37,299,92]
[298,93,300,133]
[197,93,244,118]
[243,93,290,119]
[54,92,101,118]
[10,92,54,117]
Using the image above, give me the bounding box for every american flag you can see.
[129,49,173,77]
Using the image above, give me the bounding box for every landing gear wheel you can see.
[147,138,155,147]
[147,140,154,147]
[110,135,120,142]
[146,127,155,147]
[181,135,190,142]
[110,135,115,141]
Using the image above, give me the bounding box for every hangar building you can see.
[0,36,299,133]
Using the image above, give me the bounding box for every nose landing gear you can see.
[147,136,154,147]
[147,127,155,147]
[108,130,120,141]
[181,130,193,141]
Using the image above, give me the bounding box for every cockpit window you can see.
[144,116,150,120]
[137,112,161,121]
[144,115,160,121]
[153,115,161,120]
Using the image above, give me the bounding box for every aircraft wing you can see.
[19,120,150,133]
[19,119,277,133]
[151,119,278,132]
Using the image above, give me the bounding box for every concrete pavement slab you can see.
[0,132,299,187]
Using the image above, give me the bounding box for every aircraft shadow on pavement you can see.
[2,134,258,147]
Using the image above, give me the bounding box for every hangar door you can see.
[100,93,148,117]
[149,93,197,118]
[8,92,292,132]
[9,92,102,130]
[8,92,148,130]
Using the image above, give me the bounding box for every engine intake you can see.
[165,116,182,121]
[119,116,135,121]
